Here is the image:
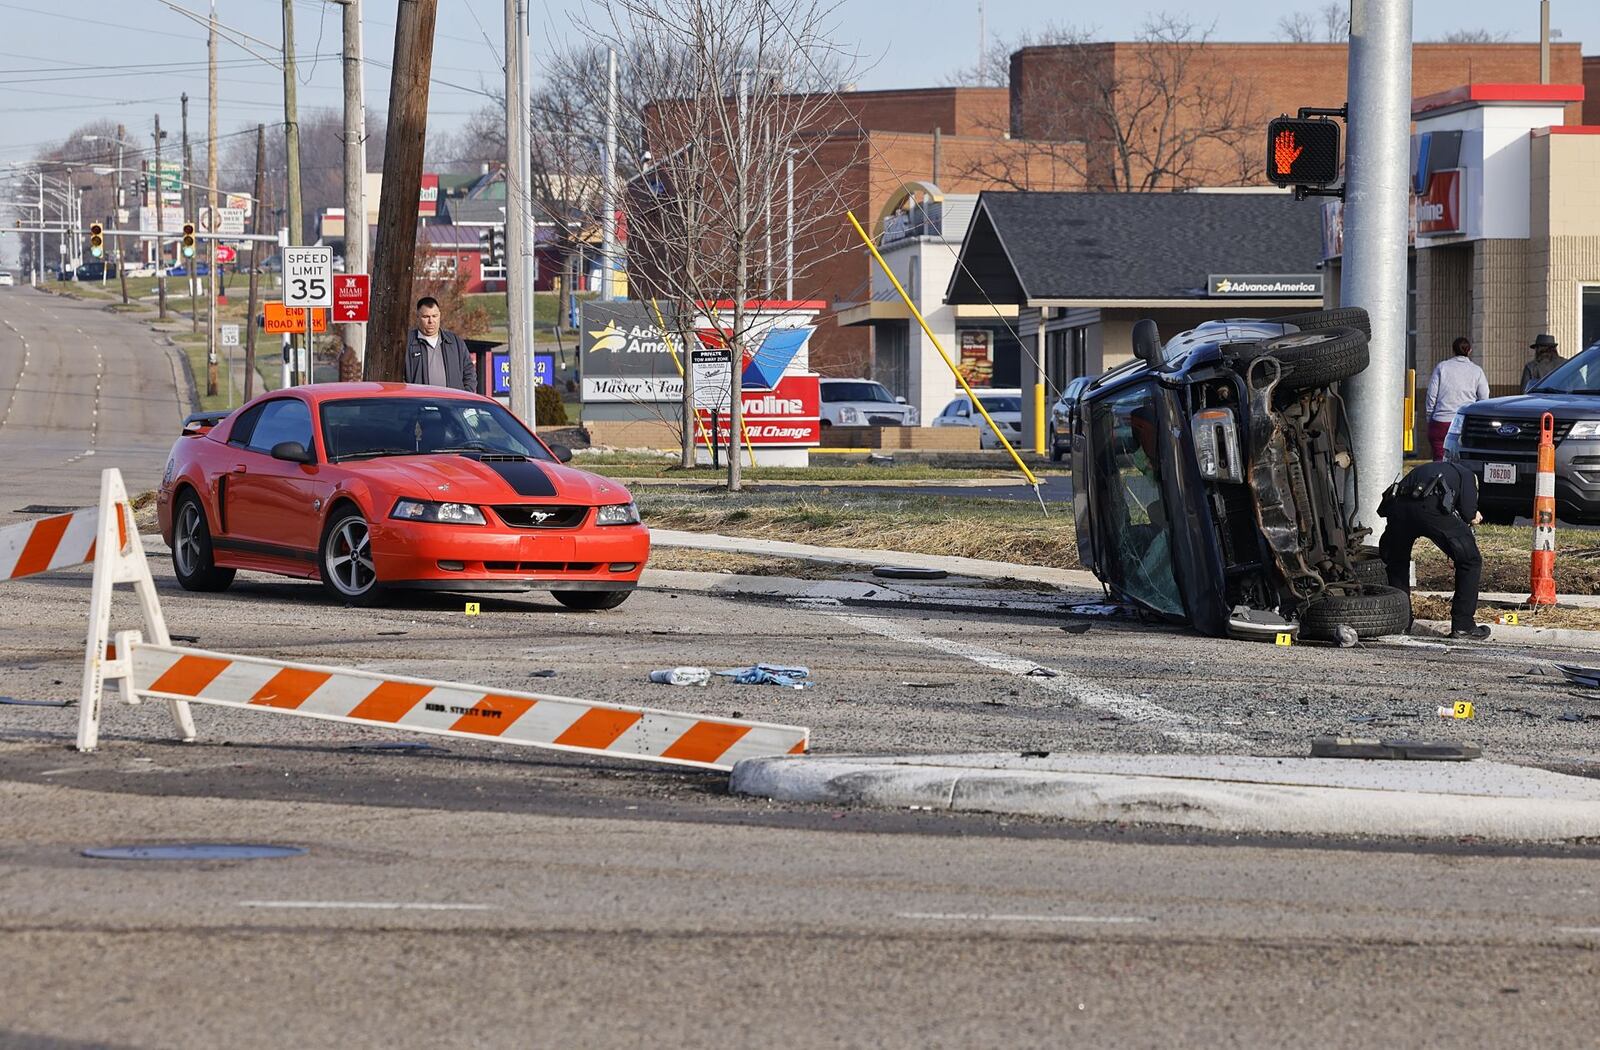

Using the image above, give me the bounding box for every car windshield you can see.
[824,382,896,403]
[978,396,1021,413]
[1529,344,1600,394]
[1085,383,1182,616]
[320,396,553,462]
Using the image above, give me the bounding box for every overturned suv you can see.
[1070,308,1409,641]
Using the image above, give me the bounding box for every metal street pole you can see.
[182,93,197,334]
[785,149,795,300]
[602,47,617,301]
[114,126,130,305]
[153,117,168,320]
[283,0,305,384]
[1340,0,1414,540]
[1540,0,1551,84]
[505,0,531,418]
[207,0,220,398]
[337,0,368,369]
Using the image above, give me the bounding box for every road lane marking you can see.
[239,900,492,912]
[1556,926,1600,935]
[898,912,1152,924]
[831,613,1244,748]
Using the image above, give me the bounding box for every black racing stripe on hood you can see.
[480,458,558,497]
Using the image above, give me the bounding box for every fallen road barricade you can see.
[93,635,808,771]
[13,467,807,771]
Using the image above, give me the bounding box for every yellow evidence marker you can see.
[1497,612,1520,625]
[1275,632,1293,647]
[1436,701,1475,719]
[465,602,481,616]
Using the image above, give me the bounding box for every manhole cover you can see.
[81,844,308,861]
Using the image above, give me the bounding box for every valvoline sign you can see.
[696,374,821,447]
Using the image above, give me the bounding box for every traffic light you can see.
[1266,117,1341,188]
[89,222,104,258]
[181,222,196,258]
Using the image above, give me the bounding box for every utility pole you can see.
[1340,0,1413,540]
[245,124,265,401]
[367,0,438,381]
[153,115,169,322]
[337,0,368,369]
[115,125,130,306]
[182,92,197,334]
[206,0,220,398]
[283,0,305,384]
[505,0,536,419]
[785,149,795,300]
[601,47,618,301]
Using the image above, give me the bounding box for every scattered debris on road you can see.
[872,565,948,581]
[718,664,813,688]
[649,667,712,686]
[1555,664,1600,688]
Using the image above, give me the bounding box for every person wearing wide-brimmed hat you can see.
[1522,333,1562,392]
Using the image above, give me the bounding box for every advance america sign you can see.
[578,301,685,403]
[1207,273,1324,298]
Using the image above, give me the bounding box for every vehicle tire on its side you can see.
[1298,584,1412,641]
[552,589,631,611]
[1236,325,1370,392]
[171,492,236,592]
[1351,546,1390,588]
[1275,306,1372,339]
[319,505,383,606]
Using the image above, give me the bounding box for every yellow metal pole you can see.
[846,211,1040,487]
[1033,382,1046,455]
[1403,367,1415,454]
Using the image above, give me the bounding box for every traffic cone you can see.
[1529,411,1558,606]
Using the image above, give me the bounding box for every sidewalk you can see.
[730,752,1600,842]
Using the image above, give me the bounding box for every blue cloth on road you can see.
[717,664,813,688]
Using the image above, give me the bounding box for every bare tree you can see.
[576,0,858,489]
[958,15,1264,193]
[1275,3,1350,43]
[1434,28,1513,43]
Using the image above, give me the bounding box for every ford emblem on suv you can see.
[1496,423,1521,436]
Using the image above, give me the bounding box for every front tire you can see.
[1299,584,1412,641]
[171,492,236,592]
[319,506,382,606]
[552,589,631,611]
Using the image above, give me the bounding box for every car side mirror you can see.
[895,396,907,404]
[548,443,574,463]
[1132,318,1162,366]
[270,440,314,464]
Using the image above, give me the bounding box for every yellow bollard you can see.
[1033,382,1046,455]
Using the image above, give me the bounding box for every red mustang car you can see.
[157,383,649,608]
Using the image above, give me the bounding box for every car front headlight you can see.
[596,502,640,526]
[838,407,860,424]
[390,499,486,525]
[904,407,920,425]
[1568,420,1600,439]
[1447,412,1465,437]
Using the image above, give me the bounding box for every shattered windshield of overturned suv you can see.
[1070,307,1408,642]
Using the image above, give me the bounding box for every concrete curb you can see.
[649,529,1097,590]
[730,753,1600,842]
[1395,621,1600,652]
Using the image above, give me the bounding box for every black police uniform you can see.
[1378,460,1482,634]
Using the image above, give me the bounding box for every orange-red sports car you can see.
[157,383,649,608]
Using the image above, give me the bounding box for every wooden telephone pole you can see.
[366,0,438,381]
[244,124,265,401]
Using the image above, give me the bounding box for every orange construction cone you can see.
[1529,411,1558,606]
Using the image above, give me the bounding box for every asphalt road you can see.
[3,288,1600,1047]
[0,286,187,511]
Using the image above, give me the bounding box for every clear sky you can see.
[1,0,1595,265]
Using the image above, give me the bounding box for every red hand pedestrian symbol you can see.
[1274,130,1304,176]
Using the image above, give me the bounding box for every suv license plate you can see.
[1484,463,1516,484]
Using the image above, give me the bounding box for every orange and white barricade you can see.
[97,639,807,771]
[0,468,197,749]
[1529,411,1558,606]
[27,469,809,770]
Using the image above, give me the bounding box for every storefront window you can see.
[1087,383,1182,616]
[1582,286,1600,353]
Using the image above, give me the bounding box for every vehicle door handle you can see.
[232,464,248,475]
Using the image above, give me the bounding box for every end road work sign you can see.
[284,246,333,309]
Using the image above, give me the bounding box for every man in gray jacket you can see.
[405,296,476,392]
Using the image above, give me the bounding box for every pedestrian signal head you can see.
[181,222,196,258]
[89,222,104,258]
[1265,117,1341,188]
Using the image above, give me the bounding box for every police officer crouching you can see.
[1379,460,1489,640]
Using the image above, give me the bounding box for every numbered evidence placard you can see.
[283,246,333,309]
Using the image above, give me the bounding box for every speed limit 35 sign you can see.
[283,246,333,309]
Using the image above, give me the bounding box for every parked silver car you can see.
[1047,376,1094,462]
[818,378,918,427]
[932,389,1023,449]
